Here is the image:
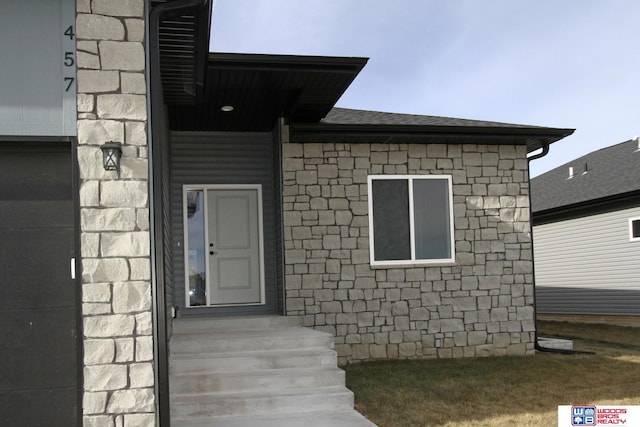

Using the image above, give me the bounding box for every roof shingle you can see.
[291,107,574,152]
[531,138,640,213]
[323,107,545,129]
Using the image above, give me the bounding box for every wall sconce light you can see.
[101,141,122,171]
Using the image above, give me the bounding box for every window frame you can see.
[630,217,640,242]
[367,174,456,268]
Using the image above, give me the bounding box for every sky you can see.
[209,0,640,177]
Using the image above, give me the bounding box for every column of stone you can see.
[76,1,156,426]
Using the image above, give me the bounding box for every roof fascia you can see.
[209,52,369,72]
[533,189,640,225]
[290,122,574,146]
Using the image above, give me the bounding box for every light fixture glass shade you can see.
[101,141,122,171]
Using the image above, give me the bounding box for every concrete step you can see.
[170,327,334,355]
[171,367,345,395]
[172,315,301,333]
[172,410,378,427]
[170,347,338,375]
[169,315,376,426]
[170,387,354,419]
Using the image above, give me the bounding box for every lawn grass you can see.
[345,321,640,426]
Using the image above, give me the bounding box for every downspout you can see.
[526,144,594,355]
[148,1,209,426]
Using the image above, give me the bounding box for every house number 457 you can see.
[63,25,75,92]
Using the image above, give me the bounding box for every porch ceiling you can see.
[166,53,368,132]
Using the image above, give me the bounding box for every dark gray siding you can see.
[161,108,174,330]
[170,132,278,316]
[272,127,285,314]
[537,287,640,315]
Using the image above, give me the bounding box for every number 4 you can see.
[64,25,74,40]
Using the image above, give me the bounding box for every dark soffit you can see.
[151,0,213,104]
[166,53,369,131]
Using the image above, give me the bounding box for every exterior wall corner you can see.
[76,0,156,424]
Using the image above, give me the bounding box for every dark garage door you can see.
[0,143,80,426]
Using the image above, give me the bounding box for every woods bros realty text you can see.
[558,406,640,426]
[594,408,627,424]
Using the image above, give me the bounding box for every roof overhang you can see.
[151,0,213,104]
[533,189,640,225]
[289,122,574,153]
[167,53,368,131]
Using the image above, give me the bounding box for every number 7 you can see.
[64,77,74,92]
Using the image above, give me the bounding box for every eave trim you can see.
[289,122,575,149]
[532,189,640,225]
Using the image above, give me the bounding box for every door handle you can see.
[209,251,217,255]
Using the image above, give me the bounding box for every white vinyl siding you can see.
[533,206,640,314]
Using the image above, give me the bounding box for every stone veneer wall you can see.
[282,142,535,365]
[76,1,156,426]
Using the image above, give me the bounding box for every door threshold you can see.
[176,305,278,319]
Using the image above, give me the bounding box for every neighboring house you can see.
[531,138,640,316]
[0,1,574,426]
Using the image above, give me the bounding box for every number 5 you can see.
[64,52,74,67]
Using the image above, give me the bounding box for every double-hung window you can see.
[368,175,455,267]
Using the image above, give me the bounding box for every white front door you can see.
[184,185,265,307]
[208,189,262,304]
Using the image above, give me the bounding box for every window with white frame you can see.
[367,175,455,267]
[631,217,640,241]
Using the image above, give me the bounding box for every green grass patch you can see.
[345,321,640,426]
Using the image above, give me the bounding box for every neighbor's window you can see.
[631,218,640,241]
[368,175,455,267]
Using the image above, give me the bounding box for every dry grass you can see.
[345,321,640,427]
